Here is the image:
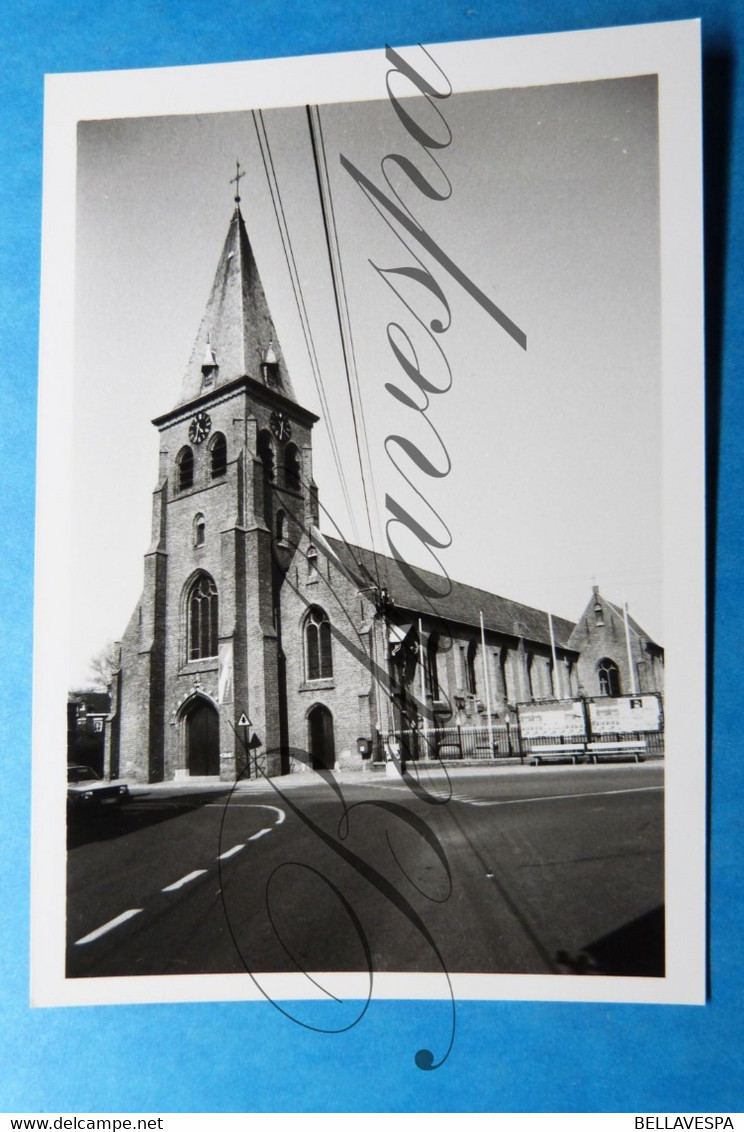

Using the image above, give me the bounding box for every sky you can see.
[69,71,662,687]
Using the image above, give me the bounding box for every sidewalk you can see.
[126,756,662,798]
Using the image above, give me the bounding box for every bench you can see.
[529,744,586,766]
[437,743,463,760]
[586,740,646,764]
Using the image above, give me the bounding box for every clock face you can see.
[189,411,212,445]
[269,410,292,442]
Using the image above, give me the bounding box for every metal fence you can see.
[375,723,664,763]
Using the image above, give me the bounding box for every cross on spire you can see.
[230,160,245,204]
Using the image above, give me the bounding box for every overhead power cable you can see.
[251,109,360,547]
[306,103,385,595]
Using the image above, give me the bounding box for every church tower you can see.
[106,198,319,783]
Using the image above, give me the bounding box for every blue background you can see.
[1,0,740,1114]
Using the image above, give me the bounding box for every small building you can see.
[67,690,110,775]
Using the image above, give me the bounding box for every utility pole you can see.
[623,600,638,695]
[479,611,495,755]
[548,612,561,699]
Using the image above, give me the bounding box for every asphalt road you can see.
[66,762,664,980]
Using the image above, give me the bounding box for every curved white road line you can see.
[207,803,286,826]
[247,804,285,825]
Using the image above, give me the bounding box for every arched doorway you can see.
[185,697,220,776]
[308,704,335,770]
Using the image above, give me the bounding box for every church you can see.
[104,201,664,784]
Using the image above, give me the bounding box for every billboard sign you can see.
[517,699,586,739]
[589,695,662,734]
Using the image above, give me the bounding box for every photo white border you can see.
[32,19,705,1008]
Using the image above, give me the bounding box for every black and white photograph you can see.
[32,25,705,1011]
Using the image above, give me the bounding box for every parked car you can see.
[67,764,130,816]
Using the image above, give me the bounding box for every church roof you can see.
[604,598,660,647]
[177,206,295,406]
[568,588,662,650]
[322,534,577,649]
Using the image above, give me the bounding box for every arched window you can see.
[257,431,275,524]
[305,606,332,680]
[307,545,318,577]
[177,447,194,492]
[597,658,621,696]
[210,433,227,478]
[285,443,301,489]
[194,513,205,547]
[187,574,218,661]
[257,432,275,480]
[276,510,286,543]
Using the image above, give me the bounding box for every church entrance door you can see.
[186,698,220,776]
[308,704,335,771]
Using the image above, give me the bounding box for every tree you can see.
[87,640,119,690]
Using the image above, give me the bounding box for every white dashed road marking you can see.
[74,804,286,946]
[161,869,207,892]
[75,908,143,946]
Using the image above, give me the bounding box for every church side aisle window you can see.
[426,634,441,701]
[500,649,513,704]
[466,640,478,696]
[177,447,194,492]
[188,574,219,661]
[305,606,332,680]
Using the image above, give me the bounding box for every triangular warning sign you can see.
[237,712,250,727]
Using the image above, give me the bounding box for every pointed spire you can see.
[177,204,296,406]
